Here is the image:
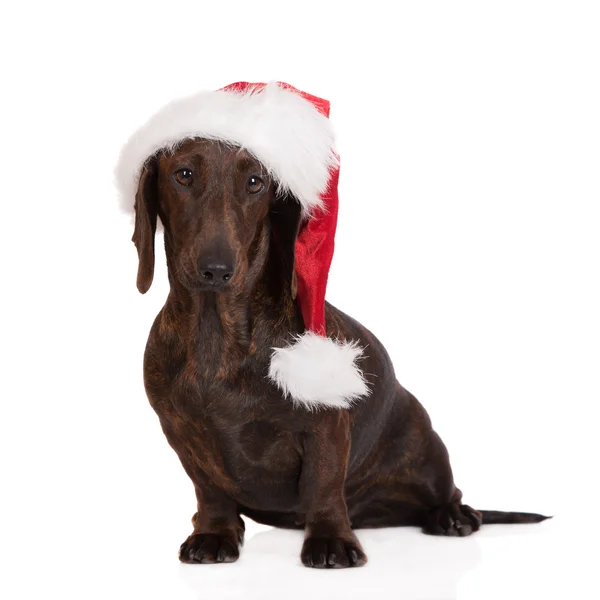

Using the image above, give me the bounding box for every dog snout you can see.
[200,262,235,284]
[198,255,235,286]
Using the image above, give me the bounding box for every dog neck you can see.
[163,223,299,363]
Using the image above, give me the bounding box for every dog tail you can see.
[479,510,552,524]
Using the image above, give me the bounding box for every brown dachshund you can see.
[131,137,548,569]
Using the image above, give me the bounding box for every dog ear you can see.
[270,193,302,299]
[132,157,159,294]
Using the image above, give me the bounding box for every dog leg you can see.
[415,430,482,537]
[179,483,244,564]
[299,411,367,569]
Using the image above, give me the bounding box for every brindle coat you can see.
[132,139,548,568]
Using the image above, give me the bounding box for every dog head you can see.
[132,138,301,296]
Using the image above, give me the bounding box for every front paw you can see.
[179,533,240,564]
[301,536,367,569]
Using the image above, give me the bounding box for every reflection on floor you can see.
[177,517,587,600]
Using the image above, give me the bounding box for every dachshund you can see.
[131,137,549,568]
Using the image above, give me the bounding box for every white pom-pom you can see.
[268,332,370,410]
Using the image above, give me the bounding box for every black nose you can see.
[199,261,235,285]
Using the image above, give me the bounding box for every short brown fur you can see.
[131,139,548,568]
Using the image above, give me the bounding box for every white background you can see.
[1,1,598,598]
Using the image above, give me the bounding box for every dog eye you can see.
[247,176,265,194]
[174,169,194,186]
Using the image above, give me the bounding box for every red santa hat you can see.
[116,81,369,410]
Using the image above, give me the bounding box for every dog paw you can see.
[301,536,367,568]
[423,503,482,537]
[179,533,240,564]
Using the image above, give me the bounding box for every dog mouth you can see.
[187,280,234,293]
[181,272,237,294]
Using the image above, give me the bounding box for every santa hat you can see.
[116,81,370,410]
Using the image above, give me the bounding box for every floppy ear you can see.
[269,193,302,299]
[132,157,158,294]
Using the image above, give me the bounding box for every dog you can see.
[129,135,549,569]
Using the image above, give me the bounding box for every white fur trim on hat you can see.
[115,82,338,217]
[268,332,370,410]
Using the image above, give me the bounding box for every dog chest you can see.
[144,322,308,511]
[163,405,305,510]
[150,370,304,509]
